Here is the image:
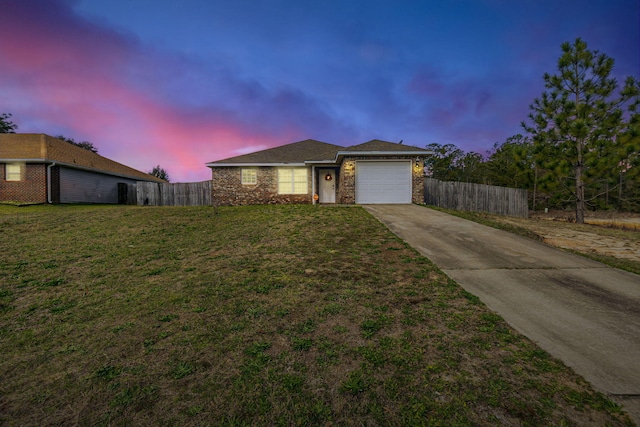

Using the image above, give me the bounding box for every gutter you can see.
[305,150,434,166]
[312,165,316,205]
[206,150,434,168]
[47,162,56,204]
[4,158,162,183]
[49,160,162,183]
[206,162,307,167]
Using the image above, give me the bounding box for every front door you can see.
[319,169,336,203]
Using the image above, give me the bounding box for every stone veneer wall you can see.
[412,160,425,203]
[338,156,425,204]
[212,157,425,206]
[212,166,312,206]
[0,163,48,203]
[338,159,356,204]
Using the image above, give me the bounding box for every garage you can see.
[355,160,412,204]
[59,167,134,203]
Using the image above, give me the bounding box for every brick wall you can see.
[211,157,425,206]
[211,166,312,206]
[0,163,48,203]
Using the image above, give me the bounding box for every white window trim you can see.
[5,163,23,181]
[278,167,308,195]
[241,168,257,185]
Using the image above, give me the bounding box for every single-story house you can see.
[0,133,164,204]
[207,139,432,206]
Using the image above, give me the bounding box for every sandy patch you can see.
[498,212,640,263]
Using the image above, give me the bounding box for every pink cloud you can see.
[0,0,337,181]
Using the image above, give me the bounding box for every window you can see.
[241,169,257,185]
[5,163,22,181]
[278,168,307,194]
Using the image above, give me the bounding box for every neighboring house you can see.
[0,133,164,204]
[207,139,432,206]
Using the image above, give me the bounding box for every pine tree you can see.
[523,38,639,222]
[149,165,170,182]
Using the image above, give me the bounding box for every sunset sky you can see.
[1,0,638,182]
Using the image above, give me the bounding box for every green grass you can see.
[563,249,640,275]
[0,204,632,426]
[428,205,640,275]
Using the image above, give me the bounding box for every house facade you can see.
[207,139,431,206]
[0,133,164,204]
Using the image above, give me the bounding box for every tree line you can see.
[3,39,638,218]
[425,38,639,220]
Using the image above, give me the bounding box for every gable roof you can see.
[207,139,431,167]
[0,133,165,182]
[344,139,430,153]
[207,139,342,166]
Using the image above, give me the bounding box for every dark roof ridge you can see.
[207,138,432,166]
[207,139,342,165]
[343,139,430,152]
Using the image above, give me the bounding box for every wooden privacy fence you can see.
[424,178,528,218]
[126,181,213,206]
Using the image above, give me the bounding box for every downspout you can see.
[312,165,316,204]
[47,162,56,203]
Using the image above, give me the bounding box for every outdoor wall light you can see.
[415,157,421,166]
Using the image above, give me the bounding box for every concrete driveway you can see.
[364,204,640,424]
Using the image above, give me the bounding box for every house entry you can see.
[318,169,336,203]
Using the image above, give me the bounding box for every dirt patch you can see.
[499,211,640,263]
[532,209,640,226]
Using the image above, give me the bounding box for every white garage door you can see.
[355,161,412,204]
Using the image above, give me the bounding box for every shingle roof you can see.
[207,139,342,164]
[344,139,430,153]
[0,134,165,182]
[207,139,431,166]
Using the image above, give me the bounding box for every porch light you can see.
[324,173,333,181]
[415,156,421,166]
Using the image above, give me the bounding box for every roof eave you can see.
[207,150,434,168]
[338,150,433,156]
[0,158,164,182]
[0,158,47,162]
[308,149,433,165]
[304,159,340,166]
[207,162,307,168]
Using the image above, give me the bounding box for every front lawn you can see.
[0,204,631,425]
